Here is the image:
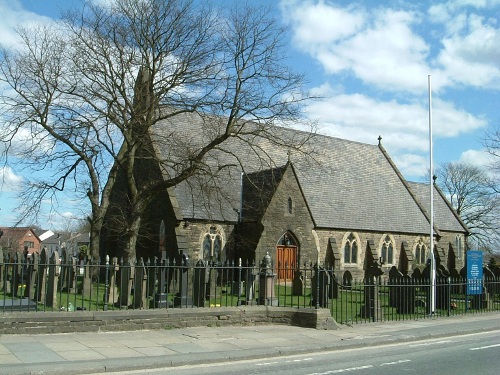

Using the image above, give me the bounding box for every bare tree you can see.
[484,123,500,188]
[0,0,312,261]
[435,162,500,253]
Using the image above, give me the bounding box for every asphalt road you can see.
[101,330,500,375]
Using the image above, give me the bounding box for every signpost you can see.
[466,250,483,312]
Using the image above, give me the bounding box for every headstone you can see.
[154,252,170,308]
[12,252,24,297]
[258,252,278,306]
[80,261,92,298]
[46,251,60,309]
[174,251,192,307]
[59,248,70,292]
[133,258,148,309]
[23,252,38,302]
[397,275,415,314]
[244,264,258,305]
[193,259,208,307]
[360,260,384,321]
[292,269,304,296]
[107,257,119,304]
[119,260,134,308]
[311,264,329,308]
[206,264,218,301]
[37,248,48,303]
[146,257,157,298]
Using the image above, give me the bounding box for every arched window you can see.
[201,226,223,262]
[455,235,462,259]
[415,240,427,265]
[344,233,358,264]
[381,235,394,264]
[287,197,293,215]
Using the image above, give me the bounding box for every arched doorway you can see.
[276,231,298,281]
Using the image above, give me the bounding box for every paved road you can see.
[114,330,499,375]
[0,313,499,375]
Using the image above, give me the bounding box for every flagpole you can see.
[428,75,436,315]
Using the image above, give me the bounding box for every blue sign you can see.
[467,251,483,295]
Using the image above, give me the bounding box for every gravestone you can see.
[193,259,208,307]
[119,260,134,308]
[59,248,70,292]
[206,265,218,301]
[174,251,192,307]
[107,257,119,305]
[46,251,60,309]
[311,264,329,308]
[80,262,92,298]
[133,258,148,309]
[11,252,24,297]
[244,265,258,305]
[37,248,48,302]
[292,269,304,296]
[23,252,38,302]
[360,260,384,321]
[146,257,157,298]
[389,267,415,314]
[154,252,170,308]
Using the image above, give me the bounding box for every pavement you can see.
[1,312,499,375]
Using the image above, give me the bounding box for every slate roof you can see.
[150,111,467,236]
[406,182,468,234]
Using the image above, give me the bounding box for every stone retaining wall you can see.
[0,307,338,334]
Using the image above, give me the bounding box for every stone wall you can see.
[0,307,338,335]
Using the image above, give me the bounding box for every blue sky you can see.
[1,0,499,229]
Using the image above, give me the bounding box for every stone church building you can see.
[102,111,469,281]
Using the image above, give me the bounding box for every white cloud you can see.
[436,15,500,89]
[0,166,23,192]
[0,0,54,49]
[459,149,496,169]
[283,2,433,93]
[305,88,486,150]
[283,1,500,92]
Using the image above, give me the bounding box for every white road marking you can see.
[307,365,374,374]
[409,340,451,347]
[380,359,412,366]
[470,343,500,351]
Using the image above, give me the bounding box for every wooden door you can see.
[276,245,297,281]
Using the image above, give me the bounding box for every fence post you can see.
[447,277,451,317]
[103,255,109,311]
[237,258,242,306]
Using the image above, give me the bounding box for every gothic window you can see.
[201,226,223,262]
[288,197,293,215]
[455,235,462,259]
[344,233,358,264]
[381,235,394,264]
[278,232,296,246]
[415,240,427,265]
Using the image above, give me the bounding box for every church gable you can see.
[251,164,317,263]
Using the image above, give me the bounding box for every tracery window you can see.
[202,226,223,262]
[344,233,358,264]
[415,240,427,265]
[381,235,394,264]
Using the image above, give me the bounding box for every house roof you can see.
[150,111,468,236]
[0,227,41,249]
